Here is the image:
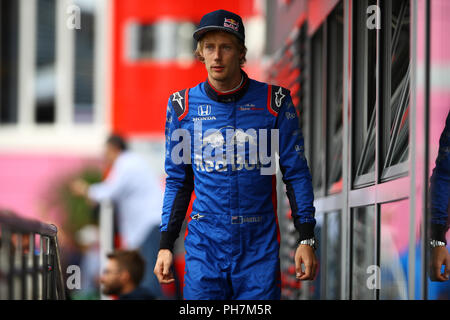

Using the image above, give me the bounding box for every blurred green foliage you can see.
[57,167,103,235]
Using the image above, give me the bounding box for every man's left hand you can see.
[430,246,450,281]
[295,244,318,281]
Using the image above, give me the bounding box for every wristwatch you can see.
[297,237,317,251]
[430,239,446,248]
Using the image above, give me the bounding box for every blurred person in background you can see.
[430,110,450,283]
[100,250,155,300]
[70,134,164,298]
[73,224,101,299]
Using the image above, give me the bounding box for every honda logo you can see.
[198,105,211,116]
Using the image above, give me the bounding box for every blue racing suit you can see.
[159,70,316,299]
[430,111,450,244]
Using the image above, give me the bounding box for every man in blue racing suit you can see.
[430,110,450,282]
[154,9,317,299]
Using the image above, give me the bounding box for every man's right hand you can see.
[430,246,450,281]
[154,249,175,284]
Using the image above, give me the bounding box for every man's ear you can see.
[199,51,206,64]
[119,270,131,283]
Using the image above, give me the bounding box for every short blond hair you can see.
[194,31,247,66]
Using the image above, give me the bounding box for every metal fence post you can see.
[0,211,65,300]
[99,200,114,300]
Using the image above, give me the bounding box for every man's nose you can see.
[213,47,221,60]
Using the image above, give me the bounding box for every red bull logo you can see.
[224,18,239,31]
[169,122,280,175]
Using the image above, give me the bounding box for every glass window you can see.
[310,27,325,195]
[380,0,410,178]
[136,24,155,59]
[324,211,342,299]
[352,0,377,187]
[379,200,409,300]
[128,21,196,61]
[351,205,376,300]
[73,1,96,123]
[297,24,308,135]
[0,0,19,124]
[35,0,56,124]
[326,3,344,195]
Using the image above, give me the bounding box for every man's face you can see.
[201,31,243,84]
[100,259,124,296]
[104,143,119,166]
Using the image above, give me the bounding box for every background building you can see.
[264,0,450,300]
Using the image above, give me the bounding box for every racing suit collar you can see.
[204,70,250,103]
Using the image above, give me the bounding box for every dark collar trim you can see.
[203,70,250,103]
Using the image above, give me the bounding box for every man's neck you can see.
[208,72,243,93]
[120,283,136,296]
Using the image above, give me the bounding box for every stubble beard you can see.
[102,283,123,296]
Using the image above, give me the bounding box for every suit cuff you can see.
[159,231,178,252]
[431,223,448,244]
[296,222,315,241]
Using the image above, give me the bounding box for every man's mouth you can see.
[212,66,224,72]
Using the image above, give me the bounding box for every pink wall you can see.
[0,153,101,226]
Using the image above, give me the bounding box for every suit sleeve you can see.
[159,98,194,251]
[430,111,450,244]
[277,92,316,241]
